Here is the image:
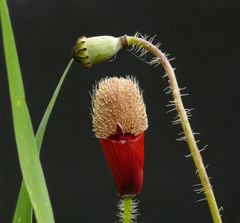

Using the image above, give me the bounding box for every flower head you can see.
[91,77,148,196]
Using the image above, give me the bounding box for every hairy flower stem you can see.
[123,197,132,223]
[126,36,222,223]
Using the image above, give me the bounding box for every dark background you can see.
[0,0,240,222]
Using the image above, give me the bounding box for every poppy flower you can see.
[91,77,148,197]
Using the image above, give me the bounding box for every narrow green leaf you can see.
[13,59,74,223]
[0,0,55,222]
[12,183,32,223]
[35,59,74,150]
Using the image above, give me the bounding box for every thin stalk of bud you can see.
[118,197,138,223]
[123,197,132,223]
[125,35,222,223]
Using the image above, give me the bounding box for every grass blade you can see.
[35,59,74,150]
[13,59,74,223]
[12,183,32,223]
[0,0,55,222]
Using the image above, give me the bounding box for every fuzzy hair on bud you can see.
[91,76,148,138]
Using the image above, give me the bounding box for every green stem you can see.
[126,35,222,223]
[123,197,132,223]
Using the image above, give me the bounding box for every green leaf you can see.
[12,183,32,223]
[35,59,74,150]
[0,0,56,222]
[13,59,74,223]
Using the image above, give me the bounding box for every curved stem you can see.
[123,197,132,223]
[126,36,222,223]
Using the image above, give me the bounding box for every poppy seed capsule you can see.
[91,77,148,197]
[72,36,127,68]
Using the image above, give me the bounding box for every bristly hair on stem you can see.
[125,33,222,223]
[117,197,139,223]
[129,32,166,67]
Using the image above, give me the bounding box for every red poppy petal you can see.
[99,132,145,196]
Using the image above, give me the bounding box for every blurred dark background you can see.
[0,0,240,222]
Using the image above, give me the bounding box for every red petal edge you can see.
[99,132,145,197]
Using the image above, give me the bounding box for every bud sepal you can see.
[72,36,125,68]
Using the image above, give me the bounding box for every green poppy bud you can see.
[72,35,128,68]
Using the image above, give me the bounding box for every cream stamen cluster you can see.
[92,77,148,138]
